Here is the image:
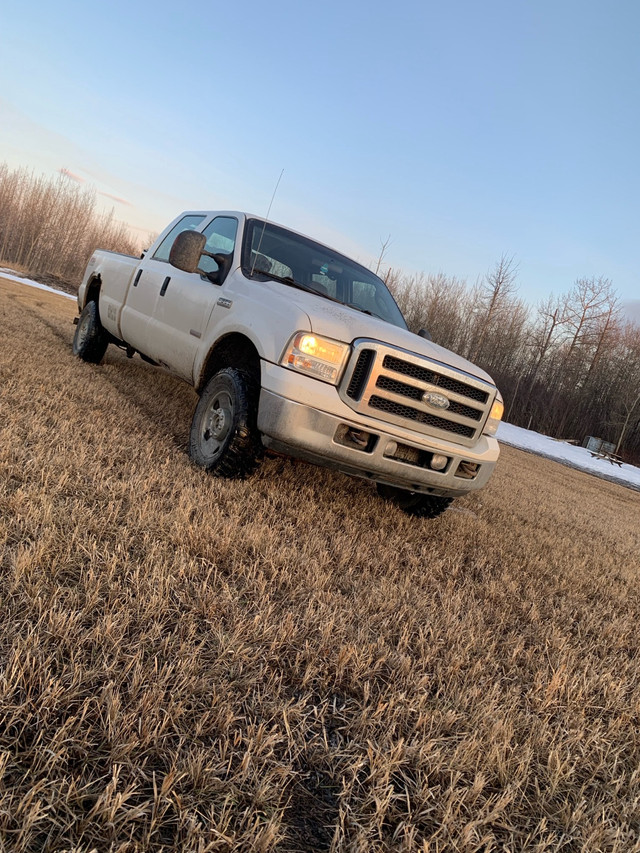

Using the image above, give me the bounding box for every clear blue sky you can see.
[1,0,639,316]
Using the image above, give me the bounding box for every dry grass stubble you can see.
[1,278,639,852]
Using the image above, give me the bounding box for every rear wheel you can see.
[189,367,263,478]
[376,483,453,518]
[72,300,109,363]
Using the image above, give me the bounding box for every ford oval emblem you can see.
[423,391,450,410]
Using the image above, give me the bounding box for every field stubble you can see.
[1,279,639,852]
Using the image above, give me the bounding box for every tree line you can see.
[387,257,640,462]
[0,163,141,285]
[1,161,638,461]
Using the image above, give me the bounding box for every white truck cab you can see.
[74,211,502,517]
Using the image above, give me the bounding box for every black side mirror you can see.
[418,328,432,341]
[169,230,207,273]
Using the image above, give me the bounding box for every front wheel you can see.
[72,300,109,363]
[376,483,453,518]
[189,367,263,478]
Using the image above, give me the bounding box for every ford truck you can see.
[73,211,503,517]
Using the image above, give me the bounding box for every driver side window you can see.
[199,216,238,275]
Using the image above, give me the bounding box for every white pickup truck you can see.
[73,211,502,517]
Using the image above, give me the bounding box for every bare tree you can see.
[606,323,640,455]
[0,162,141,285]
[557,277,617,381]
[468,254,519,362]
[546,277,619,436]
[374,234,392,276]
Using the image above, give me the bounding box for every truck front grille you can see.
[346,348,374,399]
[375,376,483,421]
[382,355,489,403]
[369,395,476,438]
[340,341,496,446]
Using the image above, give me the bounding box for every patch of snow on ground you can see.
[497,422,640,492]
[0,269,76,301]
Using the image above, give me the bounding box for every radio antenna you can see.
[251,169,284,275]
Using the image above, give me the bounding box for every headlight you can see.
[281,332,350,385]
[483,393,504,436]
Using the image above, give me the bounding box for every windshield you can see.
[242,219,408,330]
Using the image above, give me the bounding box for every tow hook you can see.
[347,428,370,448]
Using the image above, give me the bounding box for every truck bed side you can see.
[78,250,140,340]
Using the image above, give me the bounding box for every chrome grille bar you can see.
[339,339,496,446]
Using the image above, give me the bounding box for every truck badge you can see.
[217,298,232,309]
[423,391,449,410]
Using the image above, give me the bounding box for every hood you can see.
[283,288,496,386]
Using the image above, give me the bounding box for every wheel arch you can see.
[83,274,102,309]
[197,333,261,393]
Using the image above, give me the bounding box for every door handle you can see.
[159,276,171,297]
[132,269,143,287]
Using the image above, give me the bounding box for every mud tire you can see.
[72,300,109,363]
[376,483,453,518]
[189,367,263,478]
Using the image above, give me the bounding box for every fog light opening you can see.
[334,424,377,453]
[456,460,480,480]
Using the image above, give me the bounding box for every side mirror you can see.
[169,231,232,285]
[418,328,432,341]
[169,230,206,273]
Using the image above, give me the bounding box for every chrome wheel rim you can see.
[201,390,233,459]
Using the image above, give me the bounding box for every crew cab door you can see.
[120,215,206,357]
[144,215,239,381]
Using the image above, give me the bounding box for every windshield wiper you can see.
[249,268,306,289]
[345,302,385,321]
[248,269,340,303]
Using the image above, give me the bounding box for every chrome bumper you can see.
[257,389,499,497]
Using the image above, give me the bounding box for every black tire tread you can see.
[72,300,109,364]
[189,367,263,479]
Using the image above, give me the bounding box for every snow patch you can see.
[0,269,76,302]
[497,422,640,491]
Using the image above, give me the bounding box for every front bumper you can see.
[257,383,499,497]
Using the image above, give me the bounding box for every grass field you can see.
[1,277,639,852]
